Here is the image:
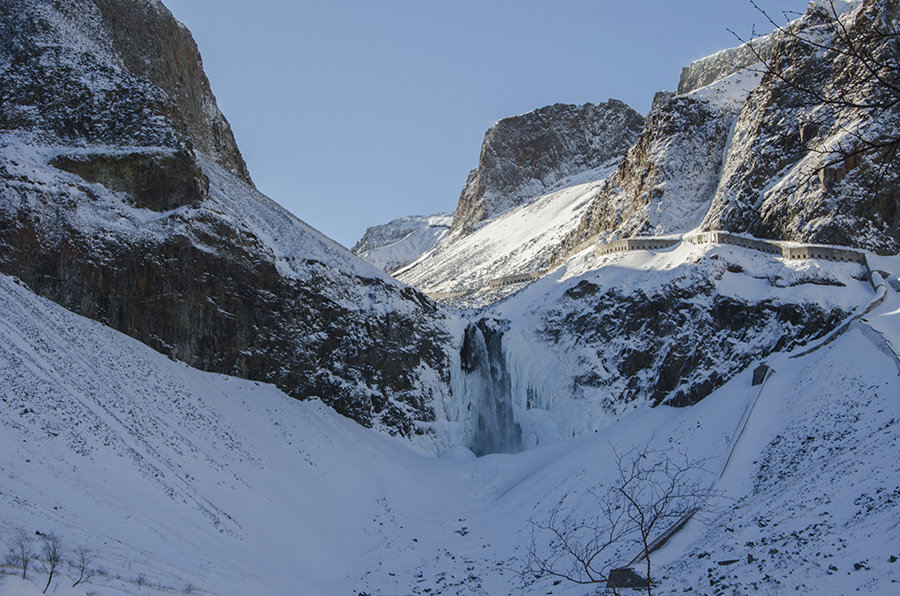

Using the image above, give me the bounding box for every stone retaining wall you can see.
[437,231,874,300]
[595,237,679,255]
[486,269,548,290]
[682,231,868,264]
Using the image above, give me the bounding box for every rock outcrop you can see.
[677,35,773,94]
[93,0,251,182]
[540,274,844,409]
[0,0,452,435]
[702,0,900,254]
[561,93,738,252]
[449,100,644,234]
[0,0,249,183]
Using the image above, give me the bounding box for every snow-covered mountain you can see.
[0,0,454,435]
[391,64,759,302]
[381,1,897,310]
[356,100,643,278]
[396,177,608,296]
[3,0,900,594]
[449,100,644,234]
[352,212,453,275]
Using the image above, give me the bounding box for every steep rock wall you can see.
[702,0,900,253]
[94,0,252,182]
[450,100,644,234]
[560,93,739,253]
[0,0,250,182]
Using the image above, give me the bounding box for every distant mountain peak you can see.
[449,100,644,234]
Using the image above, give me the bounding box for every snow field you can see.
[2,266,898,594]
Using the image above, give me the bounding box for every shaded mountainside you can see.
[0,0,453,435]
[94,0,251,182]
[450,100,644,234]
[0,0,248,182]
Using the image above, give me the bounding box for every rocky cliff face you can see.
[93,0,251,182]
[0,0,452,435]
[677,35,773,94]
[449,100,644,234]
[702,0,900,254]
[561,93,739,252]
[559,0,898,257]
[0,0,249,183]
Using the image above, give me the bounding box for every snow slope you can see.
[396,175,610,295]
[3,254,897,594]
[0,271,463,594]
[352,212,453,275]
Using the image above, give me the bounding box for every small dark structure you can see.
[606,567,648,589]
[752,363,771,386]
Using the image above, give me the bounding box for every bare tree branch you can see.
[38,531,62,594]
[70,545,93,588]
[6,529,34,580]
[730,0,900,206]
[525,442,720,595]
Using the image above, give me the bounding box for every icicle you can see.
[460,319,522,456]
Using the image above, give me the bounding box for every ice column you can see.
[460,319,522,456]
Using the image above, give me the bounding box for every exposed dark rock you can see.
[651,90,676,113]
[450,100,644,234]
[0,148,454,435]
[752,363,771,386]
[50,149,209,211]
[539,264,846,409]
[607,568,648,589]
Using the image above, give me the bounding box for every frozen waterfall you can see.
[460,319,522,456]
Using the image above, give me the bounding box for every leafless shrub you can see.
[6,529,34,580]
[38,532,62,594]
[70,545,93,588]
[525,442,720,595]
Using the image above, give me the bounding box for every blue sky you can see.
[160,1,808,248]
